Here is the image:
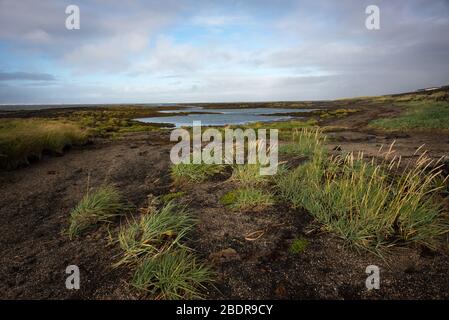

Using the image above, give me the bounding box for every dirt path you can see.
[319,103,449,160]
[322,103,402,130]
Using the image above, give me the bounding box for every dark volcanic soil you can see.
[0,132,173,299]
[188,181,449,299]
[1,103,449,299]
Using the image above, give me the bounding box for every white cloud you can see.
[191,14,248,26]
[129,36,248,77]
[22,29,52,43]
[1,0,449,103]
[63,33,149,73]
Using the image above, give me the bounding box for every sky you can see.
[0,0,449,104]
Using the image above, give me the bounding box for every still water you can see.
[136,107,315,127]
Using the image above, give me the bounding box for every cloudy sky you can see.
[0,0,448,104]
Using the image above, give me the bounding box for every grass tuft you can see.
[278,127,327,162]
[117,200,194,266]
[132,248,213,300]
[68,186,130,239]
[277,130,449,253]
[170,163,224,184]
[116,198,213,299]
[220,188,274,212]
[230,163,269,187]
[160,191,186,204]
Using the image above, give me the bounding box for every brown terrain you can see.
[1,100,449,299]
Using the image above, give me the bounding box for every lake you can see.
[135,107,316,127]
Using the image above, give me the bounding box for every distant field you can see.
[2,89,448,169]
[0,118,88,169]
[368,89,449,131]
[0,107,165,168]
[371,101,449,131]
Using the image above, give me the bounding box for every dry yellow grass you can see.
[0,118,88,168]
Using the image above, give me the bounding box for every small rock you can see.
[275,286,287,297]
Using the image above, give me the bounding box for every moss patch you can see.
[290,238,309,254]
[220,190,238,206]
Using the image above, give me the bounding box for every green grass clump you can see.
[290,238,309,254]
[170,162,224,184]
[235,119,317,140]
[132,249,213,300]
[68,186,129,239]
[160,191,186,204]
[117,201,194,266]
[279,128,327,159]
[221,188,274,212]
[318,108,360,119]
[230,163,268,187]
[117,198,213,299]
[279,143,303,156]
[219,190,237,206]
[370,101,449,131]
[277,130,449,253]
[67,106,165,137]
[0,118,88,169]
